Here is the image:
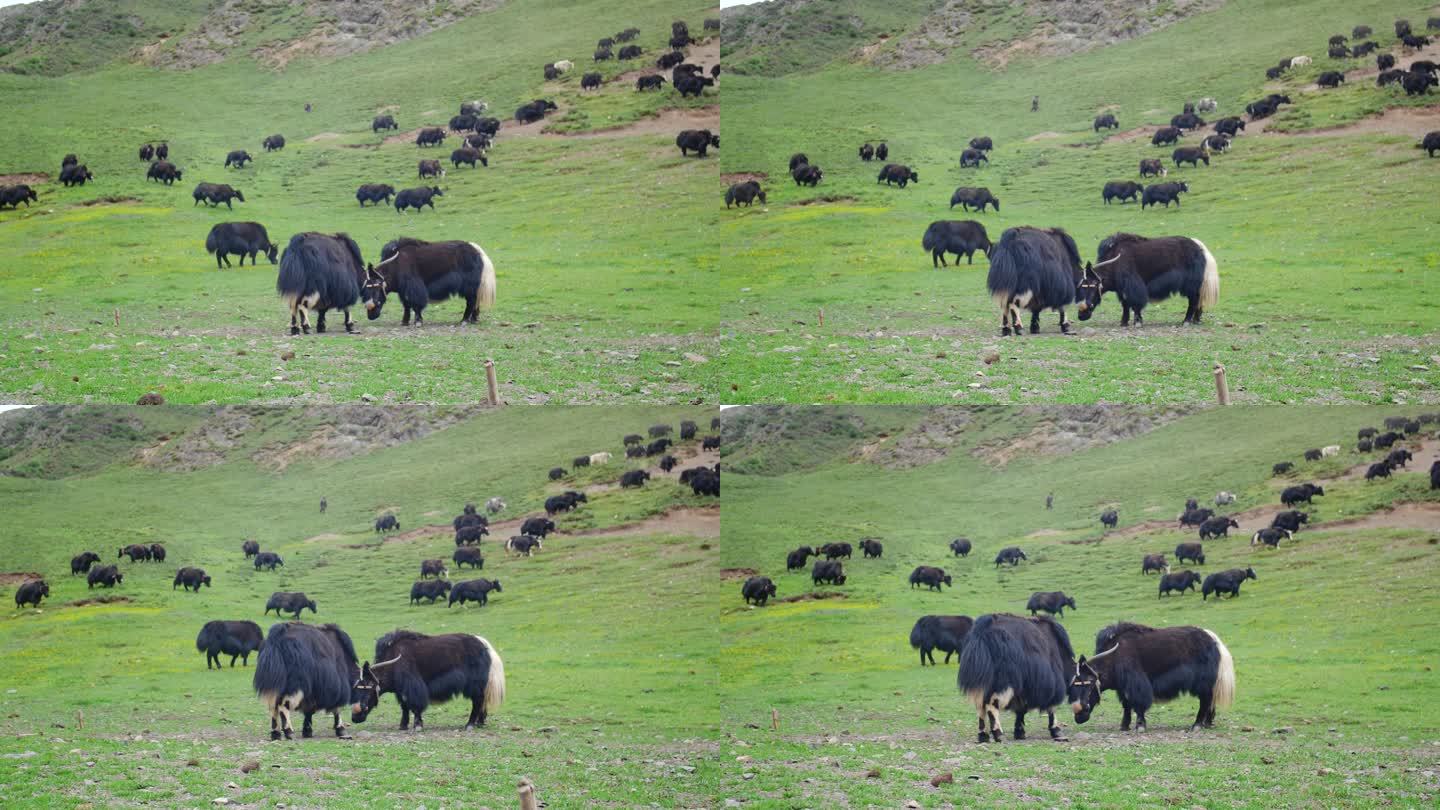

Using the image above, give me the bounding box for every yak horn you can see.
[1090,254,1122,269]
[1088,643,1121,662]
[371,654,402,669]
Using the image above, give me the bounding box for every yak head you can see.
[1075,261,1108,320]
[350,654,402,723]
[362,265,389,320]
[264,243,279,264]
[1063,595,1077,611]
[1243,567,1258,581]
[1068,646,1118,723]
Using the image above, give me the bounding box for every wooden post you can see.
[518,778,538,810]
[818,308,824,327]
[76,709,83,730]
[113,308,120,326]
[771,707,779,732]
[484,359,500,406]
[1213,363,1230,406]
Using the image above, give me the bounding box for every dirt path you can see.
[572,506,718,539]
[1336,438,1440,479]
[0,173,47,186]
[513,105,719,140]
[1310,502,1440,532]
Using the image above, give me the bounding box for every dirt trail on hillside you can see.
[0,173,47,186]
[1310,502,1440,532]
[511,106,719,140]
[1336,438,1440,479]
[571,507,718,538]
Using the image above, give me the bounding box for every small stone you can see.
[212,800,230,806]
[280,351,295,361]
[1241,726,1255,732]
[1262,756,1275,764]
[982,350,1000,364]
[742,772,754,780]
[186,759,199,767]
[865,768,880,778]
[1318,767,1334,775]
[684,353,708,364]
[906,801,920,809]
[240,761,259,773]
[226,781,239,789]
[360,393,376,402]
[931,772,954,786]
[1273,726,1294,734]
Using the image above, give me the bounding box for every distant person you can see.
[1031,95,1039,113]
[320,496,327,513]
[305,103,312,113]
[1045,492,1053,510]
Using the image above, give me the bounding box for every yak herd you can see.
[739,411,1437,742]
[10,415,719,740]
[0,19,720,336]
[720,17,1440,337]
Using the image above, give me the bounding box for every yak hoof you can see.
[301,728,314,739]
[282,729,293,740]
[345,322,356,334]
[990,731,1003,743]
[270,730,282,741]
[1137,724,1147,733]
[1013,729,1026,740]
[301,324,310,335]
[976,732,990,744]
[289,326,301,336]
[1060,322,1073,335]
[1001,327,1013,337]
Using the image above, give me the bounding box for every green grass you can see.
[0,0,721,405]
[0,404,720,807]
[718,405,1440,807]
[717,0,1440,404]
[0,0,214,76]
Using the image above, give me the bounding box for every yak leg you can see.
[270,713,282,741]
[966,250,975,265]
[1048,711,1062,740]
[461,294,477,323]
[1013,711,1027,740]
[229,653,239,668]
[1120,702,1132,731]
[399,703,411,730]
[401,305,412,326]
[1135,708,1148,732]
[1029,310,1042,334]
[1120,304,1131,327]
[919,646,929,666]
[301,712,314,738]
[333,711,348,738]
[342,307,355,334]
[1000,296,1014,336]
[412,709,424,731]
[977,713,990,744]
[289,299,303,336]
[1058,308,1073,334]
[1192,693,1214,730]
[466,698,482,729]
[933,250,944,269]
[316,309,330,334]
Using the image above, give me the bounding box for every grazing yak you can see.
[505,535,542,556]
[676,129,719,157]
[1365,461,1394,480]
[1151,126,1182,146]
[1140,181,1189,209]
[416,127,446,147]
[1138,158,1167,177]
[581,72,602,90]
[646,438,673,456]
[859,538,883,558]
[909,565,952,591]
[922,220,992,267]
[676,75,715,97]
[726,180,766,208]
[1378,69,1407,86]
[859,143,875,160]
[1142,554,1169,575]
[786,546,816,571]
[225,150,253,168]
[395,186,443,213]
[819,542,852,560]
[409,579,451,605]
[1378,53,1397,71]
[254,551,284,571]
[362,238,496,327]
[1175,542,1206,565]
[150,543,167,562]
[1102,181,1144,205]
[969,136,994,152]
[620,470,651,488]
[147,160,183,184]
[206,222,278,269]
[192,182,245,209]
[659,454,679,472]
[1303,448,1323,461]
[875,142,889,160]
[515,99,558,123]
[196,620,264,669]
[1198,516,1239,540]
[1026,591,1076,617]
[265,591,317,619]
[454,525,489,546]
[545,492,587,515]
[241,540,260,559]
[1100,509,1118,529]
[140,143,155,161]
[702,435,722,450]
[350,631,505,730]
[1281,483,1324,505]
[450,114,478,132]
[275,232,366,335]
[950,186,1000,212]
[119,543,152,562]
[792,164,823,186]
[1272,461,1294,475]
[1069,622,1235,732]
[1317,71,1346,88]
[14,579,48,608]
[451,147,488,169]
[1158,569,1203,598]
[262,134,286,152]
[356,183,396,207]
[374,514,402,534]
[0,184,39,208]
[960,613,1074,743]
[173,567,212,592]
[958,148,988,168]
[986,226,1085,336]
[618,44,643,60]
[1214,116,1246,136]
[949,538,973,557]
[420,559,448,579]
[1403,71,1438,96]
[878,163,919,186]
[71,551,101,574]
[1179,507,1214,527]
[1094,113,1119,131]
[252,622,359,740]
[994,546,1027,567]
[636,74,666,91]
[910,615,973,665]
[453,547,484,570]
[1171,113,1205,130]
[1077,233,1220,327]
[59,164,94,186]
[1173,145,1210,167]
[741,576,777,606]
[418,159,445,179]
[811,560,847,586]
[1202,567,1256,599]
[788,153,810,172]
[88,565,123,588]
[449,578,502,607]
[372,114,398,132]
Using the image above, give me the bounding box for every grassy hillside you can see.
[0,0,213,76]
[718,405,1440,807]
[717,0,1440,404]
[0,404,721,806]
[0,0,721,405]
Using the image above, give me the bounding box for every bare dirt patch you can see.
[722,172,768,184]
[67,595,132,607]
[1265,105,1440,139]
[1025,131,1065,142]
[77,196,143,206]
[974,406,1191,467]
[525,106,719,139]
[305,132,344,143]
[303,532,345,545]
[572,507,720,539]
[794,195,859,206]
[776,591,847,603]
[1027,528,1066,538]
[0,173,47,185]
[721,567,759,580]
[1313,502,1440,532]
[0,572,43,586]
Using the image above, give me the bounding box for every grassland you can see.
[717,0,1440,404]
[0,404,721,807]
[0,0,721,405]
[718,405,1440,807]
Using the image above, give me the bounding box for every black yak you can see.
[1365,461,1394,480]
[741,576,777,606]
[959,613,1074,743]
[196,620,264,669]
[0,184,38,208]
[156,143,169,160]
[266,592,317,619]
[819,542,852,560]
[119,543,151,562]
[786,546,816,571]
[1151,126,1182,146]
[1158,570,1202,598]
[225,150,253,168]
[994,546,1027,567]
[395,186,443,213]
[146,160,183,185]
[1175,542,1206,565]
[356,183,396,207]
[505,535,542,556]
[878,163,919,186]
[416,128,446,147]
[193,182,245,209]
[1069,622,1235,731]
[859,538,883,558]
[448,578,501,607]
[1271,510,1308,533]
[450,114,478,132]
[373,114,398,132]
[173,567,212,592]
[454,525,489,546]
[1077,233,1220,326]
[791,164,823,186]
[254,551,284,570]
[1171,113,1206,130]
[659,454,679,472]
[548,467,566,481]
[1100,510,1118,529]
[139,143,155,161]
[1142,553,1169,575]
[675,75,714,97]
[453,547,484,569]
[420,559,448,579]
[1431,459,1440,489]
[910,615,973,665]
[676,129,719,157]
[1094,113,1119,131]
[418,159,445,179]
[909,565,952,591]
[1214,117,1246,136]
[950,186,1000,212]
[520,517,555,537]
[14,579,48,608]
[206,222,277,269]
[1403,71,1438,96]
[811,560,846,586]
[725,180,766,208]
[451,147,488,169]
[375,514,400,532]
[262,134,286,151]
[1198,516,1239,540]
[986,226,1085,336]
[646,438,673,456]
[958,148,988,168]
[1102,181,1145,205]
[859,143,875,160]
[1173,146,1210,167]
[636,74,666,91]
[362,238,496,326]
[1202,567,1256,599]
[275,232,365,335]
[788,153,810,172]
[969,136,993,151]
[1138,158,1167,178]
[621,470,651,488]
[350,630,506,730]
[252,622,359,739]
[71,551,101,574]
[1026,591,1076,617]
[922,220,992,267]
[409,579,452,605]
[150,543,166,562]
[1281,483,1324,505]
[1140,181,1189,209]
[88,565,123,588]
[950,538,973,557]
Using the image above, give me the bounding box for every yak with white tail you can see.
[349,630,505,730]
[361,238,497,326]
[1068,622,1235,732]
[1076,233,1219,327]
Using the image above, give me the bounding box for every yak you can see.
[1365,461,1394,480]
[986,226,1085,336]
[1158,570,1203,598]
[1140,181,1189,209]
[147,160,183,185]
[225,150,253,168]
[1138,158,1167,178]
[373,114,398,132]
[150,543,166,562]
[910,615,973,665]
[206,222,277,269]
[418,159,445,179]
[792,164,823,186]
[659,454,679,472]
[1317,71,1346,88]
[969,136,994,151]
[351,631,505,730]
[520,517,555,537]
[1272,510,1309,533]
[811,560,846,586]
[950,538,973,557]
[1202,567,1256,599]
[193,182,245,209]
[1102,181,1144,205]
[71,551,101,575]
[741,576,777,606]
[1069,622,1235,731]
[950,186,999,212]
[254,551,284,571]
[363,238,496,326]
[505,535,542,556]
[515,99,558,123]
[725,180,765,208]
[266,592,317,620]
[1077,233,1220,327]
[275,232,365,335]
[1094,113,1119,131]
[262,134,286,152]
[995,546,1027,567]
[0,184,38,208]
[453,547,484,569]
[1214,116,1246,136]
[1173,146,1210,167]
[410,579,452,605]
[14,579,48,608]
[959,613,1074,743]
[395,186,443,213]
[449,114,478,132]
[242,540,260,558]
[878,163,919,187]
[1198,516,1239,540]
[676,75,714,97]
[59,164,94,186]
[139,143,155,161]
[859,142,875,160]
[119,543,151,562]
[620,470,651,488]
[922,220,992,267]
[958,148,988,168]
[420,559,448,579]
[819,542,852,560]
[454,525,489,546]
[356,184,396,207]
[88,565,123,588]
[1251,527,1291,548]
[450,147,487,169]
[1100,510,1119,529]
[196,620,264,669]
[1151,126,1182,146]
[636,74,666,91]
[786,546,816,571]
[859,538,884,558]
[375,514,400,532]
[1281,483,1324,505]
[1142,553,1170,575]
[676,129,719,157]
[909,565,952,591]
[448,578,501,607]
[1174,542,1206,565]
[173,567,212,592]
[1026,591,1076,617]
[416,128,446,147]
[252,622,360,740]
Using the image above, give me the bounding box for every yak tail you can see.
[1204,629,1236,709]
[205,228,220,255]
[470,243,497,310]
[475,635,507,711]
[1193,238,1219,309]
